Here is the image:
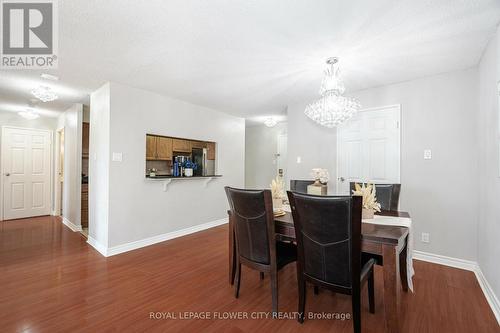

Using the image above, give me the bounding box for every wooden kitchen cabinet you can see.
[82,122,89,158]
[190,140,206,149]
[146,135,173,160]
[172,139,191,153]
[146,135,157,160]
[206,142,216,160]
[81,184,88,228]
[156,137,173,160]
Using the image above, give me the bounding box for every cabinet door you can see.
[206,142,216,160]
[172,139,191,152]
[82,122,90,157]
[156,137,173,160]
[191,140,206,149]
[146,135,157,160]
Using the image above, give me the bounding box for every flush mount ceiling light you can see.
[31,86,58,102]
[18,108,40,120]
[304,57,361,128]
[264,117,277,127]
[40,73,59,81]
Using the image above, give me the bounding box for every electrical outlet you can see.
[421,232,430,243]
[112,152,123,162]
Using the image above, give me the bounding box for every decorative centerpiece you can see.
[351,183,381,219]
[270,175,285,214]
[307,168,329,195]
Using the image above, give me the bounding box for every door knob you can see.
[5,173,10,176]
[338,177,345,182]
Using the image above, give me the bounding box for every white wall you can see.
[245,122,286,189]
[90,82,245,249]
[287,102,337,183]
[477,28,500,306]
[56,104,83,228]
[89,84,111,248]
[287,68,480,261]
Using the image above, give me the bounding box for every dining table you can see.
[227,209,410,333]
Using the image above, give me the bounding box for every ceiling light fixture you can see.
[18,108,40,120]
[304,57,360,128]
[40,73,59,81]
[264,117,277,127]
[31,86,58,102]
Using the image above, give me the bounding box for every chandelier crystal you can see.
[31,86,58,102]
[304,57,360,128]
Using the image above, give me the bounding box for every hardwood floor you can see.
[0,216,498,333]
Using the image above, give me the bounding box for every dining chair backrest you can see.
[287,192,363,290]
[225,187,275,265]
[349,182,401,211]
[290,180,315,194]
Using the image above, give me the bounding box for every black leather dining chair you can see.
[287,191,375,333]
[350,182,401,211]
[290,180,315,194]
[225,187,297,317]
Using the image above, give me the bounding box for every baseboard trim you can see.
[61,217,82,232]
[413,250,478,271]
[106,218,228,256]
[474,267,500,324]
[87,236,108,256]
[88,218,228,258]
[413,250,500,324]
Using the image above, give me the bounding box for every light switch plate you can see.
[423,149,432,160]
[112,152,123,162]
[421,232,430,243]
[296,156,302,164]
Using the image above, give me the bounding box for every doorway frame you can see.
[54,127,64,216]
[335,104,402,194]
[0,125,54,221]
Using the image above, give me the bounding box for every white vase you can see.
[362,208,374,219]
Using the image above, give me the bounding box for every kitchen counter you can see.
[145,174,222,191]
[145,175,222,179]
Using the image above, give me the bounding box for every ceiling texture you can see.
[0,0,499,121]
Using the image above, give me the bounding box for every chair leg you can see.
[298,278,306,323]
[270,270,278,318]
[368,268,375,314]
[260,272,265,280]
[313,286,319,295]
[234,262,241,298]
[352,290,361,333]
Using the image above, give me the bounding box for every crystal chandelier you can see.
[304,57,360,128]
[31,86,58,102]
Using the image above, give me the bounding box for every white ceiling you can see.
[0,0,499,120]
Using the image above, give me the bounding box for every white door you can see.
[337,105,401,194]
[2,127,52,220]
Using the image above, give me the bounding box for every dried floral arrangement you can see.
[311,168,329,184]
[352,183,381,212]
[270,175,285,199]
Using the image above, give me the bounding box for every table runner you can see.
[282,205,414,292]
[362,215,414,292]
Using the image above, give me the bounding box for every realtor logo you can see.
[1,0,58,68]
